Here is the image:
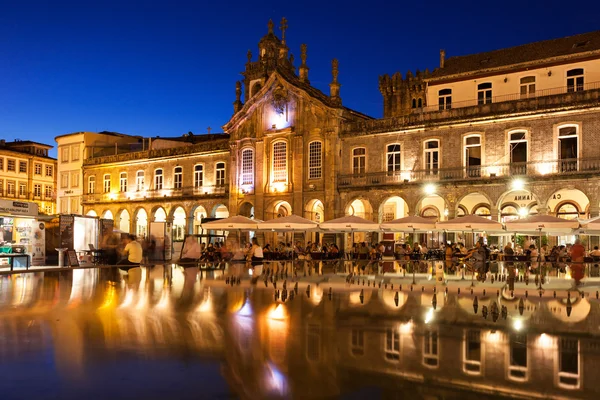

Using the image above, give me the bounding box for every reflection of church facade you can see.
[79,21,600,242]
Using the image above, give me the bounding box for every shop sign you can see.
[0,200,38,216]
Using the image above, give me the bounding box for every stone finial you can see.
[289,53,294,64]
[329,58,341,105]
[299,44,309,83]
[440,49,445,68]
[268,19,274,34]
[280,17,288,44]
[233,81,243,113]
[247,49,252,63]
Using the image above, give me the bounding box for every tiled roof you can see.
[429,30,600,81]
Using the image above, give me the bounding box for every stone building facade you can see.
[80,23,600,246]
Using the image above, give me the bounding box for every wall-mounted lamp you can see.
[547,71,552,77]
[503,77,508,83]
[272,124,276,129]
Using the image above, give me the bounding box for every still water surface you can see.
[0,266,598,399]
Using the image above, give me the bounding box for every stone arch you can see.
[133,207,148,239]
[101,210,113,220]
[211,203,229,218]
[265,200,292,219]
[305,198,325,244]
[171,206,187,241]
[546,188,590,218]
[345,197,374,221]
[496,188,540,215]
[415,194,449,221]
[116,209,130,233]
[152,206,167,222]
[250,82,262,97]
[191,205,208,234]
[456,191,494,214]
[378,195,409,223]
[86,210,98,217]
[239,202,254,218]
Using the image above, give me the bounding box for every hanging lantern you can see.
[491,302,499,322]
[518,298,525,315]
[473,296,479,314]
[394,291,399,307]
[482,305,488,319]
[566,296,572,317]
[432,293,437,310]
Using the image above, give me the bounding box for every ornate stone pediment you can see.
[271,84,289,115]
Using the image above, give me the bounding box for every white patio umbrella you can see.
[575,216,600,235]
[200,215,259,231]
[380,215,436,232]
[436,214,503,232]
[504,214,579,235]
[319,215,380,232]
[257,215,320,231]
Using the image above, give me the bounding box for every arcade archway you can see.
[118,209,130,233]
[135,208,148,239]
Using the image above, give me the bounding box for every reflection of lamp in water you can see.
[155,286,171,311]
[264,362,288,396]
[268,304,286,320]
[196,290,213,313]
[237,298,253,316]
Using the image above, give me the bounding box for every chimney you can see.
[440,49,445,68]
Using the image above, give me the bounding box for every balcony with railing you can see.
[337,157,600,188]
[342,81,600,135]
[82,184,229,204]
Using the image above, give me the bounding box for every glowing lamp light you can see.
[537,162,553,176]
[518,207,529,218]
[399,321,413,335]
[272,182,286,193]
[511,179,525,191]
[424,183,436,195]
[424,308,434,324]
[538,333,553,349]
[268,304,287,320]
[487,330,500,343]
[488,166,500,177]
[513,318,523,331]
[400,172,411,182]
[109,193,117,201]
[443,209,449,217]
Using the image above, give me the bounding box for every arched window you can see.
[241,149,254,185]
[417,98,423,108]
[103,174,111,193]
[556,202,580,220]
[88,175,95,194]
[412,98,417,108]
[424,140,439,175]
[173,166,183,189]
[194,165,203,188]
[567,68,584,92]
[473,205,491,219]
[352,148,366,175]
[520,76,536,98]
[136,171,144,191]
[477,82,492,105]
[272,142,287,183]
[386,144,401,174]
[421,206,440,221]
[308,141,322,179]
[457,205,468,217]
[154,169,163,190]
[215,162,226,186]
[251,82,262,97]
[119,172,127,192]
[438,89,451,110]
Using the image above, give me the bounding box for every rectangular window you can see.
[463,329,482,374]
[60,173,69,188]
[45,165,53,177]
[194,165,203,188]
[70,197,79,214]
[558,338,579,388]
[558,126,578,173]
[7,159,15,172]
[385,328,400,360]
[19,161,27,173]
[45,185,53,198]
[154,169,163,190]
[423,329,439,367]
[509,333,528,381]
[386,144,401,174]
[71,144,80,161]
[215,163,226,186]
[424,140,440,175]
[477,82,492,105]
[0,158,3,171]
[45,205,52,214]
[306,324,321,361]
[19,182,26,197]
[61,147,69,163]
[241,149,254,185]
[34,163,42,175]
[7,181,15,196]
[136,171,144,191]
[351,329,364,356]
[520,76,536,98]
[120,172,127,192]
[308,141,322,179]
[88,176,95,194]
[567,69,584,92]
[0,179,4,195]
[352,148,366,175]
[60,198,68,213]
[71,172,79,188]
[465,136,482,177]
[34,184,42,197]
[509,131,528,175]
[173,167,183,189]
[103,174,111,193]
[438,88,452,110]
[272,142,287,183]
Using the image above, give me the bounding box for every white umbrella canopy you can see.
[505,214,579,234]
[380,215,436,232]
[436,214,503,232]
[200,215,259,231]
[257,214,320,231]
[319,215,380,232]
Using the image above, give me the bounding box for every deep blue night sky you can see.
[1,0,599,157]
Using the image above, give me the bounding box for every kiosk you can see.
[0,200,46,269]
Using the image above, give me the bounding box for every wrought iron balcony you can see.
[337,157,600,188]
[82,184,229,204]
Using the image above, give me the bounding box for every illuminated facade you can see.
[81,24,600,243]
[0,139,57,215]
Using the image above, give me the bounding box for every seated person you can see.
[117,234,143,271]
[180,236,201,266]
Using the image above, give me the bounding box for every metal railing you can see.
[338,157,600,188]
[82,184,229,203]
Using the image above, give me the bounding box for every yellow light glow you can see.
[399,321,413,334]
[512,179,525,191]
[98,284,117,310]
[154,287,171,311]
[424,308,434,324]
[119,287,135,309]
[400,172,411,182]
[538,333,553,349]
[424,183,436,195]
[268,304,287,320]
[196,292,213,313]
[271,182,286,193]
[109,193,118,200]
[518,207,529,217]
[487,330,501,343]
[537,162,553,175]
[487,166,500,176]
[513,319,523,331]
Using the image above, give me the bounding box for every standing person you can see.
[117,234,143,272]
[504,242,516,291]
[468,238,488,281]
[569,239,586,287]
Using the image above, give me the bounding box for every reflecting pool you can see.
[0,266,598,399]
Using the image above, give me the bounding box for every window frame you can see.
[566,68,584,92]
[103,174,111,193]
[61,146,69,163]
[477,82,493,105]
[194,164,203,188]
[271,140,288,184]
[173,166,183,189]
[463,329,483,375]
[45,165,53,177]
[215,162,226,186]
[423,328,439,368]
[240,148,254,185]
[88,175,95,194]
[7,159,15,172]
[463,134,482,177]
[558,337,580,389]
[34,163,42,175]
[386,143,402,174]
[71,144,80,161]
[71,171,79,188]
[308,141,323,180]
[119,172,128,192]
[136,170,145,191]
[154,169,163,190]
[352,147,366,176]
[438,88,452,110]
[351,329,365,356]
[18,182,27,197]
[556,124,580,172]
[60,172,69,189]
[44,185,53,199]
[384,327,401,361]
[507,129,529,170]
[424,139,440,175]
[520,76,536,98]
[33,184,42,197]
[508,333,528,382]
